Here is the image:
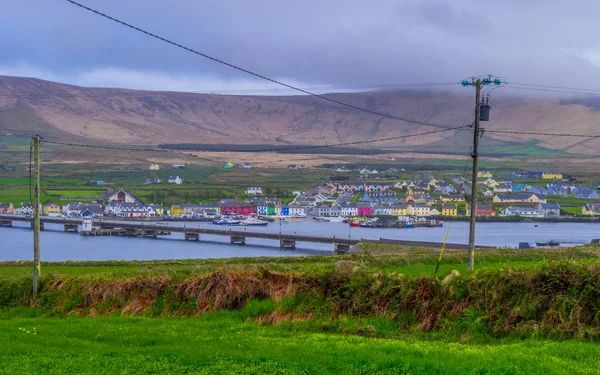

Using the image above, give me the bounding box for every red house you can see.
[467,204,494,216]
[357,203,373,216]
[219,199,257,215]
[0,203,15,214]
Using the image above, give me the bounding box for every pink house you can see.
[357,204,373,216]
[0,203,15,214]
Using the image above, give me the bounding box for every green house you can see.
[223,162,234,169]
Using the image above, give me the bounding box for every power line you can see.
[64,0,459,130]
[43,125,469,154]
[503,86,600,96]
[485,130,600,138]
[507,82,600,93]
[0,82,457,99]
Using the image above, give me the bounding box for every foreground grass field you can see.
[2,314,600,374]
[3,248,600,374]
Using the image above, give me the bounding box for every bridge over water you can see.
[0,214,479,253]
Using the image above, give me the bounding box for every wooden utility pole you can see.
[467,80,482,272]
[32,135,41,298]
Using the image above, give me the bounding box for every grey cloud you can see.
[0,0,599,91]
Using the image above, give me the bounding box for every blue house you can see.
[573,187,599,199]
[512,184,523,192]
[528,186,548,195]
[547,186,567,197]
[360,193,375,202]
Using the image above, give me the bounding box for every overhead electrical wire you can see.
[485,130,600,138]
[42,125,470,154]
[506,82,600,93]
[502,86,600,96]
[0,82,456,99]
[64,0,460,130]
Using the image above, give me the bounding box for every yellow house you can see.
[542,172,563,180]
[407,188,428,195]
[149,164,160,171]
[391,205,409,216]
[427,179,438,188]
[477,171,493,178]
[441,204,458,216]
[493,193,546,204]
[170,205,184,216]
[407,204,431,217]
[440,195,466,202]
[582,204,600,216]
[484,179,499,188]
[42,201,60,216]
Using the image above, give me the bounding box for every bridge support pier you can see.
[334,243,350,255]
[230,235,246,245]
[279,239,296,249]
[185,232,199,241]
[64,223,78,233]
[0,220,12,227]
[143,230,158,238]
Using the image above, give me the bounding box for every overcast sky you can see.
[1,0,599,94]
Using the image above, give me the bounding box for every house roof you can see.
[442,204,457,209]
[0,203,12,209]
[539,203,560,209]
[496,193,541,200]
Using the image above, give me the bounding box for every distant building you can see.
[172,164,186,169]
[42,201,61,216]
[223,162,234,169]
[149,164,160,170]
[246,187,263,196]
[15,203,36,215]
[536,203,561,218]
[542,172,563,180]
[102,190,143,205]
[441,204,457,217]
[502,206,541,217]
[168,176,183,185]
[493,193,546,204]
[63,203,103,217]
[582,204,600,216]
[241,163,252,169]
[0,203,14,214]
[466,204,495,217]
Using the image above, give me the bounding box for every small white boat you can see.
[241,217,269,226]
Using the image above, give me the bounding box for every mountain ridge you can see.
[1,75,598,155]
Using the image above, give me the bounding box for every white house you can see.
[288,205,307,217]
[15,203,37,215]
[105,202,156,218]
[340,203,358,217]
[502,206,542,217]
[168,176,183,185]
[246,187,263,195]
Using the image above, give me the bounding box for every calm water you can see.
[1,220,599,261]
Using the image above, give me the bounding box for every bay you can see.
[1,220,599,261]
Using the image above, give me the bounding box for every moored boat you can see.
[212,219,241,226]
[241,217,269,226]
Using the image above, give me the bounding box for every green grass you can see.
[2,247,600,279]
[2,315,600,374]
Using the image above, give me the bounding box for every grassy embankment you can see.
[2,247,600,373]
